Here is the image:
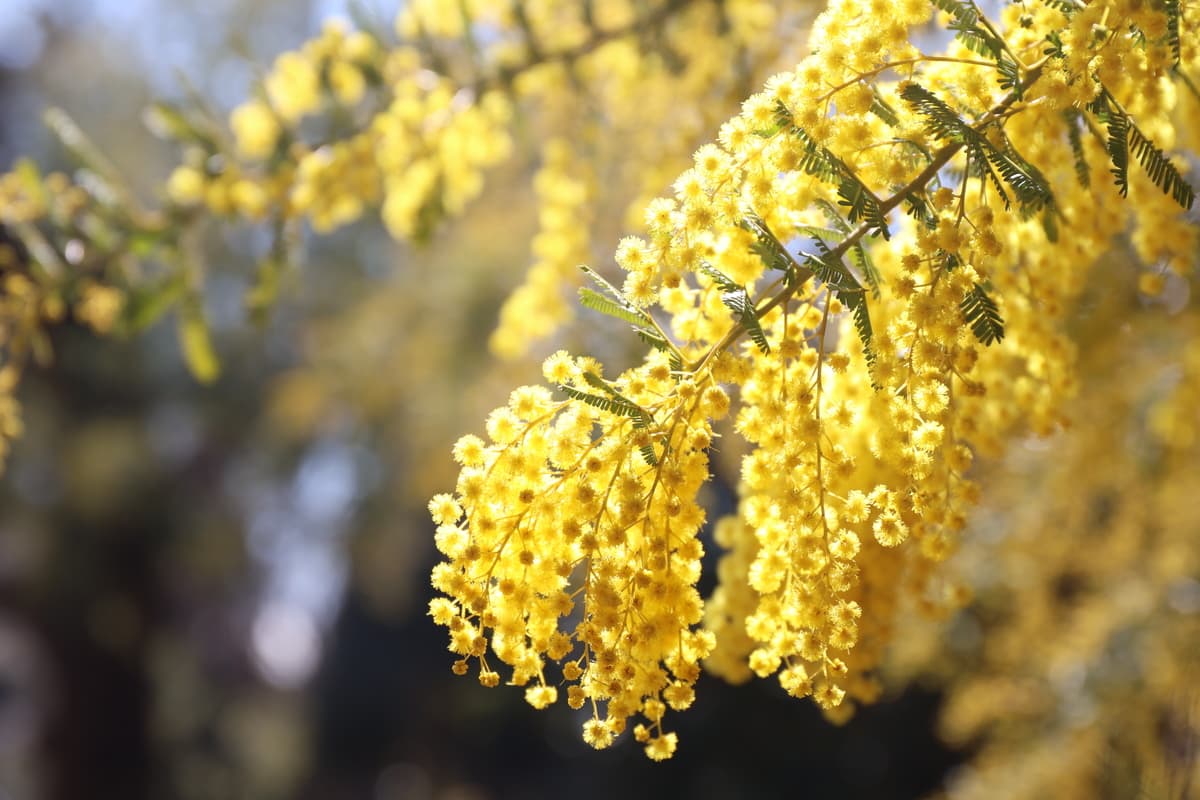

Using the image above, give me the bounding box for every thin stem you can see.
[1175,66,1200,104]
[475,0,696,94]
[815,56,996,104]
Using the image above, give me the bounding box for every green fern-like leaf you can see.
[721,289,771,354]
[1041,205,1059,243]
[901,82,1054,212]
[636,328,668,351]
[848,293,876,372]
[985,134,1055,212]
[836,175,889,237]
[633,329,684,372]
[903,191,938,227]
[786,121,842,183]
[792,224,842,241]
[559,384,637,417]
[997,56,1022,99]
[1064,110,1090,187]
[574,373,664,463]
[583,371,644,412]
[1043,30,1066,58]
[561,375,656,439]
[815,199,881,297]
[579,287,650,328]
[639,442,660,467]
[900,82,974,142]
[961,283,1005,345]
[579,264,627,298]
[1095,96,1131,196]
[804,248,876,371]
[1165,0,1181,66]
[869,89,900,127]
[954,28,1002,59]
[700,258,772,354]
[1040,0,1079,14]
[930,0,1007,62]
[930,0,978,23]
[1129,124,1195,209]
[742,214,799,280]
[806,242,855,290]
[777,107,890,238]
[699,262,743,294]
[1090,90,1195,209]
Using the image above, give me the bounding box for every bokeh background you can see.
[0,2,964,797]
[0,2,1196,799]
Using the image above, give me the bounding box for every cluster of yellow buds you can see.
[431,0,1198,759]
[431,351,728,758]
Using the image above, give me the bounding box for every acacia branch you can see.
[690,60,1047,373]
[475,0,696,94]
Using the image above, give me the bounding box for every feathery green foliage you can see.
[775,104,890,238]
[579,265,683,369]
[1064,110,1090,188]
[577,372,663,465]
[1089,89,1195,209]
[961,282,1005,345]
[900,81,1054,213]
[560,372,661,466]
[700,262,771,354]
[743,213,799,282]
[815,198,882,298]
[804,243,875,372]
[1165,0,1182,67]
[579,288,650,328]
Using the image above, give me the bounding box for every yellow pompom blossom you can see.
[290,133,381,234]
[0,0,825,420]
[75,283,125,334]
[230,99,281,161]
[431,0,1198,758]
[0,163,49,223]
[264,52,322,125]
[166,165,207,207]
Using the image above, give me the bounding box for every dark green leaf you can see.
[1089,90,1194,209]
[1064,110,1090,187]
[961,282,1005,345]
[721,289,771,354]
[1165,0,1181,66]
[901,82,1054,213]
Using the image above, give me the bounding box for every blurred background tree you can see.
[0,2,957,797]
[0,0,1195,799]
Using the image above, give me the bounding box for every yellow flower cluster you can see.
[166,22,385,222]
[0,0,1195,764]
[0,162,134,474]
[374,73,513,240]
[0,272,53,469]
[912,295,1200,800]
[432,0,1198,758]
[0,0,819,479]
[0,168,48,225]
[472,0,806,357]
[490,140,591,358]
[431,351,724,757]
[237,21,377,155]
